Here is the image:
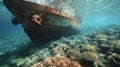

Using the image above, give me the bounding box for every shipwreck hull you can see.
[3,0,80,42]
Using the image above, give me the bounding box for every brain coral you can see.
[31,57,81,67]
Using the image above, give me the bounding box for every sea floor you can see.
[0,24,120,67]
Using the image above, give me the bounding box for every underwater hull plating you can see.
[3,0,79,42]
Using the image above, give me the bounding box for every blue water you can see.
[0,0,31,55]
[0,0,120,65]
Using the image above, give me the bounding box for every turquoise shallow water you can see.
[0,0,120,66]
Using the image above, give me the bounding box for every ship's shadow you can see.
[25,26,79,42]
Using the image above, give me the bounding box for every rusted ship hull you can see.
[3,0,80,42]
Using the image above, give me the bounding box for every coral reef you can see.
[3,24,120,67]
[11,58,28,66]
[80,45,96,53]
[107,52,120,66]
[31,57,81,67]
[51,43,71,57]
[108,40,120,53]
[50,42,81,61]
[66,49,81,61]
[81,52,98,62]
[10,49,51,67]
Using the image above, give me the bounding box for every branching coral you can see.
[11,58,28,66]
[66,49,81,61]
[51,43,71,57]
[11,50,50,67]
[31,57,81,67]
[108,40,120,53]
[80,45,96,53]
[91,34,108,44]
[107,52,120,66]
[81,52,98,62]
[78,52,99,67]
[94,34,108,41]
